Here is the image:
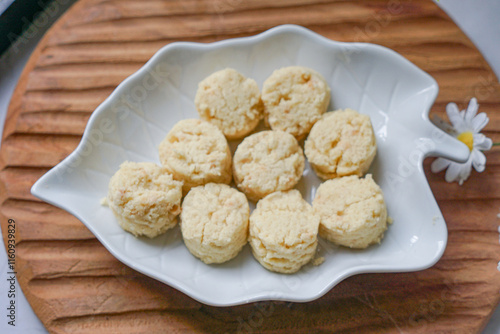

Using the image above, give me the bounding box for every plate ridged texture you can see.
[1,0,499,333]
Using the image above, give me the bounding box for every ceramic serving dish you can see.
[31,24,469,306]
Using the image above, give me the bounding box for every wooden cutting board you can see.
[2,0,500,333]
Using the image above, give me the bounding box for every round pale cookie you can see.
[180,183,249,264]
[107,161,183,238]
[159,119,232,193]
[195,68,263,140]
[233,130,305,202]
[262,66,330,140]
[249,190,319,274]
[305,108,376,179]
[313,174,387,249]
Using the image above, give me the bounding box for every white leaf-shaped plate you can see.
[31,25,469,306]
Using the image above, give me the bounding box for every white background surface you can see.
[0,0,499,332]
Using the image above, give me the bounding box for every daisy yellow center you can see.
[457,131,474,151]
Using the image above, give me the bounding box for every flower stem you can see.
[493,142,500,146]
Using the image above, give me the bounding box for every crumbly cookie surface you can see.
[262,66,330,140]
[313,174,387,249]
[159,119,232,193]
[181,183,249,264]
[107,161,183,238]
[305,108,376,179]
[195,68,263,140]
[233,130,305,202]
[249,190,319,274]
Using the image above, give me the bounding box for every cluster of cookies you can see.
[106,66,388,274]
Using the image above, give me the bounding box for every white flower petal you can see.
[474,135,493,151]
[471,149,487,172]
[446,103,466,133]
[446,102,459,116]
[473,133,485,144]
[471,112,489,132]
[465,97,479,124]
[458,163,472,185]
[431,157,452,173]
[444,162,463,183]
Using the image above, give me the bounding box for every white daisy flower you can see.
[431,97,492,185]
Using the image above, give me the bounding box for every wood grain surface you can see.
[2,0,500,333]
